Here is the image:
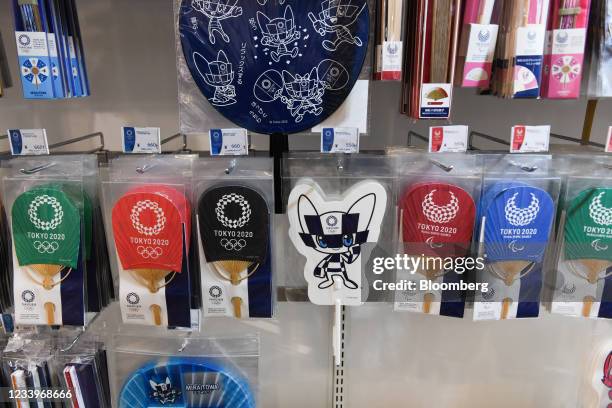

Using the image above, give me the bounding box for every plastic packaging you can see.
[394,153,483,318]
[473,154,561,320]
[194,157,275,319]
[111,333,259,408]
[2,156,100,327]
[102,155,198,329]
[551,154,612,319]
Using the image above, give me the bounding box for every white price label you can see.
[7,129,49,155]
[510,125,550,153]
[606,127,612,153]
[429,125,468,153]
[209,128,248,156]
[321,127,359,153]
[122,127,161,153]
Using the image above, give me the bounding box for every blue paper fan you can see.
[483,185,554,263]
[119,358,255,408]
[178,0,369,135]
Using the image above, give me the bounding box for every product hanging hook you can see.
[19,162,56,175]
[224,159,238,175]
[136,163,158,174]
[430,159,454,172]
[336,157,344,171]
[508,160,538,172]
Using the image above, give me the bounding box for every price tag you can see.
[7,129,49,155]
[122,127,161,154]
[321,127,360,153]
[606,127,612,153]
[209,128,248,156]
[429,125,468,153]
[510,125,550,153]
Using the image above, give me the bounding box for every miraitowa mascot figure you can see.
[288,180,387,305]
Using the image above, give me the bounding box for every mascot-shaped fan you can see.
[288,180,387,306]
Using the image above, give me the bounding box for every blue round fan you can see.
[119,358,255,408]
[483,185,554,263]
[179,0,369,135]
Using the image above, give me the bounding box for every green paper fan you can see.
[12,186,81,270]
[564,187,612,283]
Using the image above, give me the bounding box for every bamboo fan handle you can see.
[150,304,162,326]
[44,302,55,325]
[231,297,243,319]
[501,297,512,319]
[230,270,240,286]
[423,293,435,314]
[582,296,596,318]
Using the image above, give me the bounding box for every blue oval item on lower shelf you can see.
[119,358,255,408]
[178,0,369,135]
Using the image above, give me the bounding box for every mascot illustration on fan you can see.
[308,0,367,51]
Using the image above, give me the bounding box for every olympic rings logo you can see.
[33,240,59,254]
[130,200,166,236]
[216,193,251,229]
[28,195,64,231]
[137,246,163,259]
[220,238,246,251]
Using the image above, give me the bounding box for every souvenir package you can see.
[102,156,198,329]
[473,155,560,320]
[551,155,612,319]
[11,0,90,100]
[111,334,259,408]
[52,330,111,407]
[194,158,274,320]
[1,336,58,407]
[284,154,395,306]
[401,0,462,119]
[491,0,550,98]
[456,0,500,89]
[175,0,371,136]
[394,153,482,318]
[586,0,612,97]
[540,0,591,98]
[374,0,404,80]
[2,156,101,327]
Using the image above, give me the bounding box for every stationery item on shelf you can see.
[374,0,404,80]
[400,182,476,315]
[1,337,55,408]
[491,0,550,98]
[12,0,55,99]
[178,0,369,135]
[456,0,500,88]
[541,0,591,98]
[112,185,192,328]
[11,0,89,100]
[11,186,83,326]
[475,182,555,320]
[401,0,461,119]
[197,185,270,319]
[288,180,387,306]
[119,358,256,408]
[586,0,612,97]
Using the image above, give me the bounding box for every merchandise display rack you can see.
[0,0,611,407]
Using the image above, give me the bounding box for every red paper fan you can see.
[128,185,191,247]
[401,182,476,257]
[112,190,184,273]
